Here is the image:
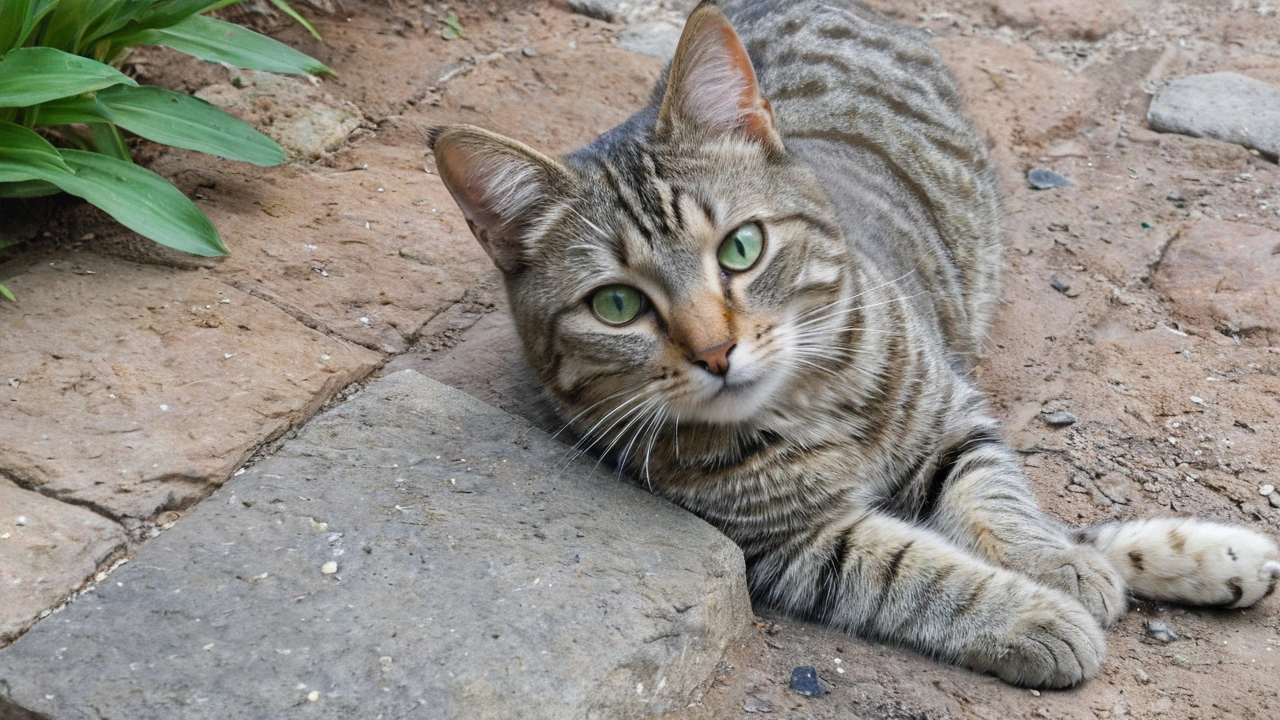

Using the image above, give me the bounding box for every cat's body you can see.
[429,0,1280,688]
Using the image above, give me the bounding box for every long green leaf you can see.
[35,0,120,52]
[88,121,131,161]
[0,0,38,53]
[46,84,287,165]
[0,120,74,182]
[0,47,136,107]
[55,149,226,255]
[268,0,320,40]
[0,122,223,255]
[117,14,329,76]
[0,178,61,197]
[136,0,225,30]
[0,283,14,302]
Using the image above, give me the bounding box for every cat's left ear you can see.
[657,2,781,150]
[428,125,573,274]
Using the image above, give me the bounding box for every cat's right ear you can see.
[428,125,572,274]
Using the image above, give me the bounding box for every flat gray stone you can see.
[569,0,663,24]
[1148,72,1280,159]
[0,371,750,720]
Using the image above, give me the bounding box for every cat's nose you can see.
[691,341,736,377]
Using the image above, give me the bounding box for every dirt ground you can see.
[6,0,1280,717]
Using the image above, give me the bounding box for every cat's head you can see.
[429,3,854,439]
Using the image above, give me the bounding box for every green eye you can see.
[717,222,764,272]
[591,284,646,325]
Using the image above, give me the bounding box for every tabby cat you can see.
[427,0,1280,688]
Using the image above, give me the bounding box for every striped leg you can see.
[920,426,1127,627]
[749,510,1106,688]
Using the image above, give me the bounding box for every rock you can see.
[0,371,751,719]
[789,666,822,697]
[985,0,1155,41]
[196,71,364,161]
[0,253,380,521]
[1144,619,1178,644]
[1050,279,1071,294]
[521,46,538,57]
[0,480,126,645]
[619,21,684,59]
[1153,221,1280,338]
[1147,73,1280,160]
[1260,485,1275,497]
[1269,492,1280,509]
[569,0,662,24]
[1042,411,1078,426]
[1027,168,1072,189]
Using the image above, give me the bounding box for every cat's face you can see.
[430,4,852,440]
[517,137,849,429]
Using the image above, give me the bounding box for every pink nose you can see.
[691,341,736,377]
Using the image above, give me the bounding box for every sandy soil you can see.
[8,0,1280,717]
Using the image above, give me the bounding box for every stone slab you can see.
[1154,220,1280,339]
[1148,72,1280,159]
[0,371,751,720]
[0,480,126,645]
[0,253,380,520]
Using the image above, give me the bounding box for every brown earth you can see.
[3,0,1280,717]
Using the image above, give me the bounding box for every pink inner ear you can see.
[667,8,780,147]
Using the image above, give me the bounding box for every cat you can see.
[426,0,1280,688]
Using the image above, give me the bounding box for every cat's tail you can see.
[1075,517,1280,608]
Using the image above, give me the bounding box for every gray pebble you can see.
[1041,411,1078,426]
[1050,279,1071,294]
[1027,168,1072,190]
[521,46,538,57]
[1269,492,1280,509]
[789,666,822,697]
[1144,619,1178,644]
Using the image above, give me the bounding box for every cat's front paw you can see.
[966,585,1106,689]
[1018,544,1126,628]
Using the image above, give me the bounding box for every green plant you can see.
[0,0,331,299]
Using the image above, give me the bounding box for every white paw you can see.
[1092,518,1280,608]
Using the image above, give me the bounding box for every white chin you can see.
[685,373,783,425]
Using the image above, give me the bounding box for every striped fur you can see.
[429,0,1280,689]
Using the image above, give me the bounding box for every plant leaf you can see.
[0,120,74,182]
[97,85,285,165]
[269,0,321,40]
[117,15,330,76]
[54,149,227,256]
[38,85,286,165]
[134,0,223,31]
[0,178,61,198]
[0,0,38,53]
[0,47,137,107]
[0,283,15,302]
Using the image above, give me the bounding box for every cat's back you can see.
[721,0,1003,357]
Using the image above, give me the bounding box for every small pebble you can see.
[1259,485,1274,496]
[307,690,320,703]
[1134,667,1150,684]
[321,561,338,575]
[1042,411,1078,427]
[522,46,538,57]
[1268,493,1280,509]
[1190,396,1205,405]
[789,666,822,697]
[1050,279,1071,294]
[1027,168,1072,189]
[1144,619,1178,644]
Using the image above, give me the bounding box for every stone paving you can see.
[0,2,749,716]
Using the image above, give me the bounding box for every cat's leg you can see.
[751,510,1105,688]
[918,428,1127,627]
[1077,517,1280,608]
